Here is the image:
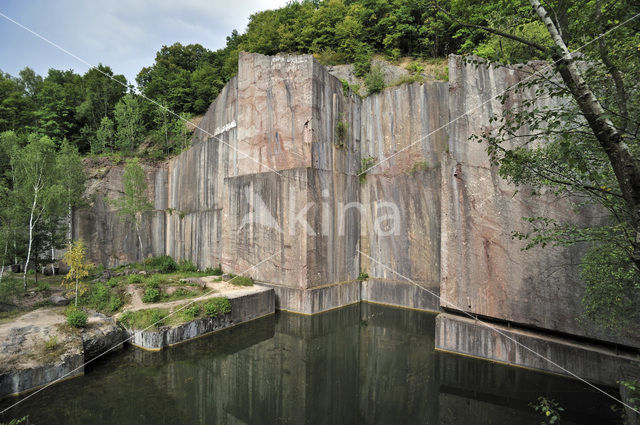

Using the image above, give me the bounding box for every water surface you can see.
[0,303,621,424]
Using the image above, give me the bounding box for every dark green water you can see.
[0,303,622,424]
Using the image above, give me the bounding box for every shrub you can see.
[109,296,123,312]
[37,280,50,291]
[181,304,200,320]
[357,156,377,183]
[127,274,143,284]
[204,297,231,317]
[67,308,88,328]
[44,335,59,351]
[146,255,177,273]
[88,282,110,310]
[365,65,385,95]
[353,45,372,77]
[357,272,369,281]
[107,277,119,288]
[406,61,424,75]
[229,275,254,287]
[146,274,165,288]
[150,310,166,327]
[335,118,348,148]
[178,259,198,272]
[143,287,161,303]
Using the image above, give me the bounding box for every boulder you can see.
[49,295,70,306]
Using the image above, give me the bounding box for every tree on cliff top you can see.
[113,158,152,267]
[442,0,640,332]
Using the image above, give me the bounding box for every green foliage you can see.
[580,241,640,332]
[146,255,178,273]
[204,264,223,276]
[178,259,198,272]
[127,274,143,284]
[409,161,428,173]
[357,272,369,281]
[109,296,123,312]
[204,297,231,317]
[66,307,88,328]
[335,117,348,148]
[228,275,254,287]
[142,286,161,303]
[357,156,377,183]
[364,65,385,95]
[180,304,200,320]
[146,274,165,288]
[44,335,59,351]
[114,94,144,153]
[88,282,110,310]
[118,308,168,330]
[0,417,28,425]
[531,397,564,425]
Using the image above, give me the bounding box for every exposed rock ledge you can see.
[0,287,275,399]
[0,309,125,399]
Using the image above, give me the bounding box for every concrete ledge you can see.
[361,279,440,313]
[128,287,275,350]
[257,281,360,314]
[435,312,640,387]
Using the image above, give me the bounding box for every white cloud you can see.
[0,0,292,82]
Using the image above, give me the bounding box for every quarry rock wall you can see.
[76,53,640,358]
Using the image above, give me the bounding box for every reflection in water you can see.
[0,304,621,424]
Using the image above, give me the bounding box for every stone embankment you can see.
[0,286,275,399]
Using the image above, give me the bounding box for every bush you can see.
[357,156,377,183]
[353,44,372,77]
[67,308,88,328]
[146,255,177,273]
[204,297,231,317]
[365,65,385,95]
[88,282,110,310]
[181,304,200,320]
[178,259,198,272]
[143,287,161,303]
[228,275,254,287]
[109,296,123,312]
[150,310,166,327]
[44,335,59,351]
[146,274,165,288]
[107,277,119,288]
[127,274,144,284]
[357,272,369,281]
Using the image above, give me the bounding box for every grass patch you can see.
[119,296,231,330]
[118,308,169,330]
[227,274,254,287]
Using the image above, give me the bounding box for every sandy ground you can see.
[122,276,251,312]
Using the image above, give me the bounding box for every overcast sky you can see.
[0,0,290,84]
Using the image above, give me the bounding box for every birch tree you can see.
[113,158,152,267]
[12,135,61,289]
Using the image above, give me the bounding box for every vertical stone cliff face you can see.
[76,53,639,351]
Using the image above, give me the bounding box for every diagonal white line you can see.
[358,249,640,415]
[0,249,282,415]
[0,11,285,178]
[357,11,640,177]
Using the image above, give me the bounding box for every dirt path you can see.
[122,276,252,313]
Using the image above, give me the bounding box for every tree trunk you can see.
[136,219,146,271]
[23,189,39,290]
[0,240,7,284]
[530,0,640,268]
